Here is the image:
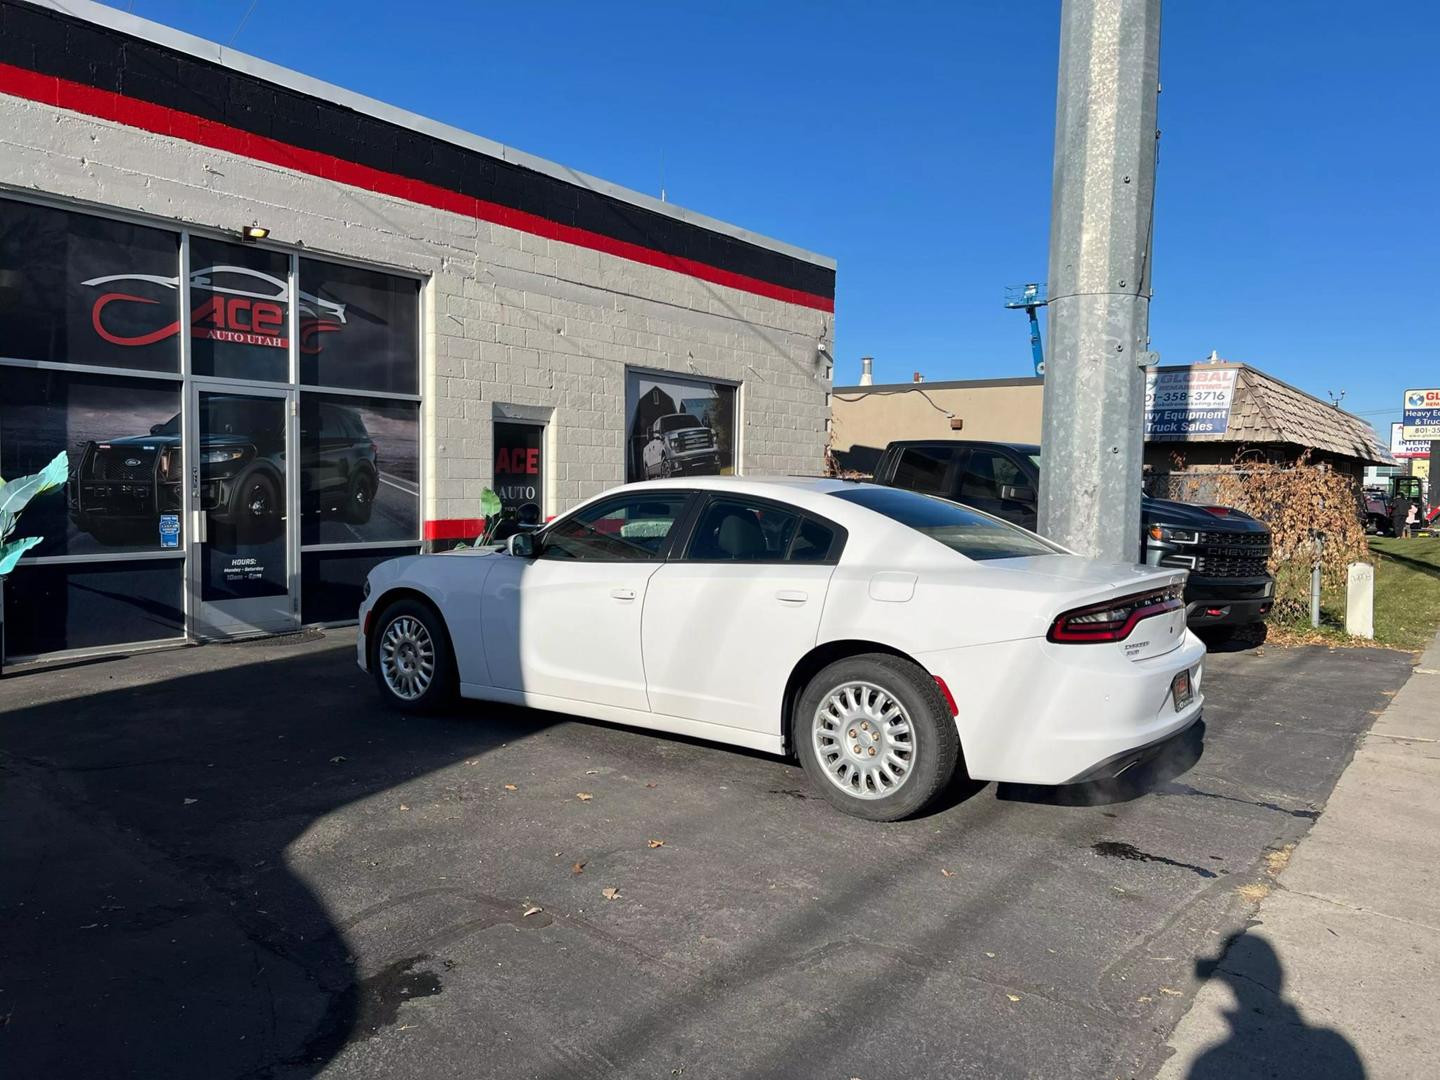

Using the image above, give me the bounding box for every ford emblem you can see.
[125,457,142,467]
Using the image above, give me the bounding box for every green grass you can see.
[1263,537,1440,651]
[1369,536,1440,651]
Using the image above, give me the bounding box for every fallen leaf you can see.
[585,769,599,775]
[1006,994,1021,1003]
[572,862,586,874]
[576,792,593,802]
[183,797,198,805]
[522,904,543,918]
[941,868,955,878]
[329,755,346,764]
[398,804,410,811]
[985,951,996,958]
[1159,987,1183,997]
[645,782,657,789]
[647,839,665,849]
[503,784,518,791]
[602,887,621,901]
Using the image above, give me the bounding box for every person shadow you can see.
[1186,931,1365,1079]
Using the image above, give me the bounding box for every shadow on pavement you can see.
[1185,930,1365,1079]
[0,637,552,1079]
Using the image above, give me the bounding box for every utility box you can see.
[1346,562,1375,639]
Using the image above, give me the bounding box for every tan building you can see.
[831,363,1391,485]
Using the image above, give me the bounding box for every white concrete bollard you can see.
[1346,562,1375,639]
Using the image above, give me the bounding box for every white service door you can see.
[642,562,835,734]
[480,556,658,711]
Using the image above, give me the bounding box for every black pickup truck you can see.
[871,439,1275,639]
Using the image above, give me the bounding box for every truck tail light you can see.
[1048,586,1184,644]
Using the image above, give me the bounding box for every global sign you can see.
[1402,388,1440,441]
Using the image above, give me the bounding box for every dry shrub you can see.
[1209,453,1370,621]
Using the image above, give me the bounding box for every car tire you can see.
[344,470,377,524]
[795,653,960,822]
[235,473,280,541]
[370,599,456,714]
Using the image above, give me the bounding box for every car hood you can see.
[1142,497,1268,533]
[103,433,181,449]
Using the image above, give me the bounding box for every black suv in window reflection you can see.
[69,397,377,545]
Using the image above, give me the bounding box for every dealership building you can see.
[0,0,835,664]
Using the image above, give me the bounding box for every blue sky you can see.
[105,1,1436,441]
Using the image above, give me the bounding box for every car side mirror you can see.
[150,423,164,435]
[506,532,536,558]
[1001,484,1036,504]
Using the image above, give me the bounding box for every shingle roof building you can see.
[1151,363,1394,467]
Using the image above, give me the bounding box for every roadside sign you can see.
[1390,422,1430,459]
[159,513,180,549]
[1402,389,1440,440]
[1144,368,1237,439]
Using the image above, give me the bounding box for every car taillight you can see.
[1048,586,1184,644]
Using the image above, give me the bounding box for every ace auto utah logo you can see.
[82,265,347,352]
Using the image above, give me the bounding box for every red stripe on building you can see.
[422,518,488,541]
[0,63,833,313]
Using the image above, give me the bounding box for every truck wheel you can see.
[343,471,377,524]
[236,474,280,540]
[796,653,959,821]
[371,599,456,713]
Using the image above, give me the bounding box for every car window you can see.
[960,450,1026,501]
[686,497,799,561]
[830,486,1062,561]
[540,493,688,561]
[789,517,838,562]
[891,446,954,495]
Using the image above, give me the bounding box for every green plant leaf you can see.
[0,451,69,520]
[0,535,43,576]
[479,487,502,520]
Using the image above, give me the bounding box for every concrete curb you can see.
[1156,634,1440,1078]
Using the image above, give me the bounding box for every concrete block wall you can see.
[0,88,833,526]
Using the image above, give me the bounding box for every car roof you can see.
[887,439,1041,455]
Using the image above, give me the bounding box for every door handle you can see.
[610,588,637,601]
[775,590,808,604]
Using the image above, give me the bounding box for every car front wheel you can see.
[371,599,456,713]
[796,653,960,821]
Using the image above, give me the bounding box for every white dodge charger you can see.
[357,477,1204,820]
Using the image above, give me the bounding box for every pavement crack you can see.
[1274,885,1440,934]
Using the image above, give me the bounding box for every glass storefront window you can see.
[625,370,738,483]
[0,198,181,373]
[0,367,184,557]
[299,394,419,546]
[189,238,291,382]
[0,196,423,661]
[299,258,419,394]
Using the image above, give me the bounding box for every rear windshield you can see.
[831,486,1063,561]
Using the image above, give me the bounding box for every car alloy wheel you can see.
[244,479,272,518]
[812,680,914,799]
[379,615,436,701]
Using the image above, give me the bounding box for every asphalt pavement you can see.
[0,629,1413,1079]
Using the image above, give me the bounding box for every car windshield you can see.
[831,486,1063,561]
[659,415,701,432]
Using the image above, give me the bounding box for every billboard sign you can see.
[1144,368,1238,439]
[1390,422,1430,459]
[1402,389,1440,440]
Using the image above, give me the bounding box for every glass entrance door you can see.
[188,385,298,637]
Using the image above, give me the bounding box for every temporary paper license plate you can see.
[1172,670,1193,711]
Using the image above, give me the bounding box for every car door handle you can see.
[775,590,808,604]
[610,588,637,601]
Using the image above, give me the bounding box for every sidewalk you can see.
[1159,633,1440,1078]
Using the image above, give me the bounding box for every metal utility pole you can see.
[1038,0,1161,562]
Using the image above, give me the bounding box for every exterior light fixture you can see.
[239,223,270,242]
